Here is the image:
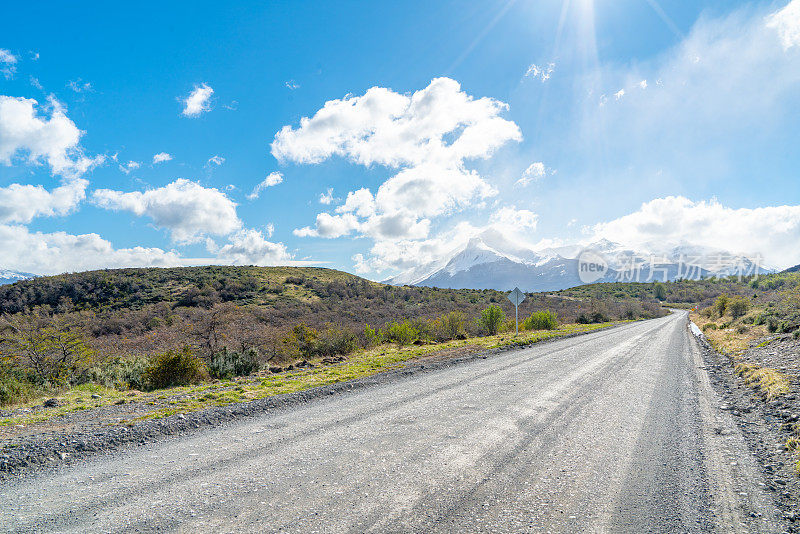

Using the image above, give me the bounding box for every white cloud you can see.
[0,224,186,276]
[119,160,140,174]
[591,196,800,269]
[350,206,538,274]
[152,152,172,164]
[206,155,225,166]
[319,188,334,205]
[336,188,376,217]
[524,62,555,82]
[639,79,648,89]
[0,49,17,78]
[92,179,241,243]
[767,0,800,49]
[278,77,520,241]
[614,89,625,100]
[285,80,300,90]
[0,178,88,223]
[215,228,290,265]
[516,161,550,186]
[67,79,93,93]
[489,206,538,231]
[582,0,800,178]
[0,95,103,177]
[247,172,283,200]
[181,83,214,117]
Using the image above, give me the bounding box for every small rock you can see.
[43,398,60,408]
[58,452,68,460]
[91,394,101,399]
[178,414,186,420]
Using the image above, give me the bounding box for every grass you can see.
[689,311,768,357]
[734,363,790,401]
[1,321,620,428]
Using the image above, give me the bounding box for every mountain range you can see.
[0,269,37,286]
[385,230,772,292]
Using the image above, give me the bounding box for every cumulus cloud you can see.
[247,172,283,200]
[352,206,538,274]
[92,179,241,243]
[152,152,172,164]
[277,77,520,241]
[215,228,291,265]
[591,196,800,269]
[181,83,214,117]
[0,95,103,177]
[524,62,554,82]
[0,179,88,223]
[767,0,800,49]
[0,49,17,78]
[0,224,187,276]
[516,161,551,186]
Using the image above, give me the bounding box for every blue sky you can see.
[1,0,799,276]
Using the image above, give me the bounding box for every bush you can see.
[86,355,149,390]
[315,326,359,357]
[361,325,382,348]
[728,298,749,319]
[702,323,718,331]
[479,305,505,335]
[794,329,800,340]
[143,346,209,390]
[767,316,779,333]
[434,311,468,341]
[386,321,418,346]
[713,294,729,317]
[208,347,260,379]
[522,310,559,331]
[577,311,608,324]
[0,367,34,406]
[653,282,667,301]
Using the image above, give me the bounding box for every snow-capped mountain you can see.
[384,231,771,292]
[0,269,37,286]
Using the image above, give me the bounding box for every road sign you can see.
[507,287,525,335]
[507,287,525,306]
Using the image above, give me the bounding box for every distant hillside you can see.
[0,265,664,361]
[783,264,800,273]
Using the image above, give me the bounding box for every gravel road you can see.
[1,311,784,532]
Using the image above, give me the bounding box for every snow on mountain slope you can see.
[385,234,771,292]
[0,269,37,285]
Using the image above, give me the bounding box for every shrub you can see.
[702,323,718,331]
[143,346,209,390]
[577,311,608,324]
[0,367,34,406]
[86,355,149,390]
[289,324,318,358]
[435,311,468,341]
[479,305,505,335]
[522,310,559,331]
[728,298,749,319]
[653,282,667,301]
[794,329,800,340]
[208,347,260,379]
[767,316,779,333]
[386,321,418,346]
[315,326,359,357]
[713,294,729,317]
[361,325,382,348]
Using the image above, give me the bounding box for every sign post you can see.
[507,287,526,336]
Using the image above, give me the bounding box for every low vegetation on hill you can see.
[0,266,665,407]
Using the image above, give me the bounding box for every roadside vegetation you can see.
[0,266,665,410]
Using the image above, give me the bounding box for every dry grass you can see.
[0,321,621,428]
[734,363,790,401]
[689,311,767,357]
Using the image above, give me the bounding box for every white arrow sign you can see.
[507,287,525,335]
